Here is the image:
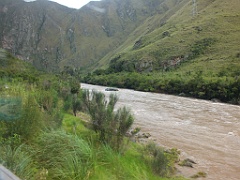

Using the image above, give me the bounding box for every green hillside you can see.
[97,0,240,72]
[84,0,240,104]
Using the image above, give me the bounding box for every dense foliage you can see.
[83,65,240,105]
[0,50,184,179]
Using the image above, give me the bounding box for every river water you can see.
[81,83,240,180]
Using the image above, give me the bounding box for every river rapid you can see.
[81,83,240,180]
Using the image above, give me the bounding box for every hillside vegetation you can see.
[84,0,240,104]
[0,0,184,72]
[98,0,240,70]
[0,50,185,179]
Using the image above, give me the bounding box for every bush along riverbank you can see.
[83,71,240,105]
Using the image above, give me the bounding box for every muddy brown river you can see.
[81,83,240,180]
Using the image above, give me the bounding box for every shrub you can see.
[70,77,80,94]
[2,94,44,141]
[144,142,178,177]
[80,90,134,151]
[189,38,216,59]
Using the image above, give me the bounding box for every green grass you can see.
[61,112,186,180]
[0,143,37,179]
[90,143,185,180]
[62,113,99,142]
[33,130,93,180]
[0,52,186,180]
[1,88,186,180]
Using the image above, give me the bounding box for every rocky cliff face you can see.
[0,0,182,72]
[0,0,74,71]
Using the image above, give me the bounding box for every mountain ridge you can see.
[0,0,239,75]
[0,0,187,72]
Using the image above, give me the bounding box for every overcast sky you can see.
[24,0,102,9]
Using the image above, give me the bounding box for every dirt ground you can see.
[81,83,240,180]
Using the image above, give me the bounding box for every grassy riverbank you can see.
[0,50,186,179]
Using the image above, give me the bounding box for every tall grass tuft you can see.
[34,130,93,179]
[0,143,36,179]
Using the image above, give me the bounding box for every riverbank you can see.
[82,83,240,180]
[83,72,240,105]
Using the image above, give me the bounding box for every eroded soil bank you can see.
[81,83,240,180]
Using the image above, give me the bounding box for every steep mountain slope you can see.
[67,0,185,71]
[0,0,183,72]
[98,0,240,74]
[0,0,74,71]
[0,0,239,75]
